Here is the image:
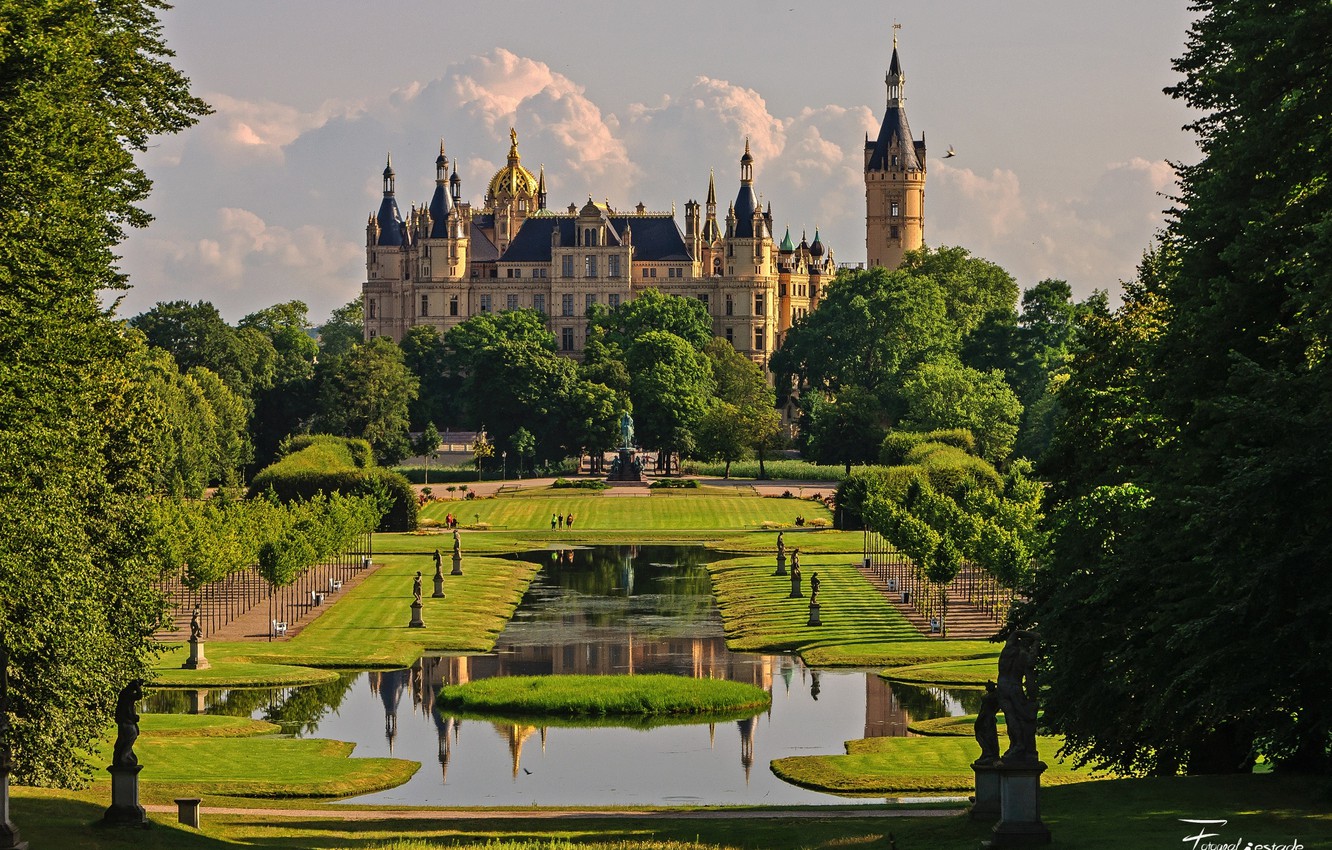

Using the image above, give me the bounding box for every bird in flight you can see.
[944,145,957,158]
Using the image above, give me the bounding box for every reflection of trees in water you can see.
[143,673,359,734]
[507,545,717,634]
[890,682,983,721]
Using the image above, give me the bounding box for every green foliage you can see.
[317,297,364,362]
[1030,1,1332,776]
[880,428,977,465]
[804,386,887,473]
[649,478,699,489]
[899,357,1022,463]
[250,440,415,531]
[587,288,714,352]
[0,0,209,787]
[437,674,770,718]
[679,459,846,481]
[130,299,278,404]
[551,478,609,490]
[627,330,715,463]
[280,434,375,468]
[312,335,418,464]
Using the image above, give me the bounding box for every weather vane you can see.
[893,21,901,49]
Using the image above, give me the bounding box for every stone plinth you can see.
[408,601,425,628]
[983,761,1051,847]
[1,773,29,850]
[607,448,642,482]
[175,797,202,828]
[432,569,445,598]
[773,553,787,576]
[182,639,210,670]
[789,576,802,598]
[103,764,147,827]
[970,761,1001,820]
[451,554,463,576]
[806,602,822,627]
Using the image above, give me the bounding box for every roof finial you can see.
[893,21,901,51]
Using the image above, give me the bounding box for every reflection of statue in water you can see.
[189,604,203,642]
[619,412,635,448]
[974,680,1001,764]
[111,680,143,768]
[997,630,1040,763]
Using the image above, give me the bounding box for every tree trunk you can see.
[724,460,731,479]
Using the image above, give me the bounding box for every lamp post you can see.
[501,451,507,481]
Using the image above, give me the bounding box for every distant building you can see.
[865,34,926,270]
[363,37,925,359]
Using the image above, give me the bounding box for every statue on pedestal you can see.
[974,680,1001,765]
[997,630,1040,764]
[189,605,203,642]
[111,680,143,769]
[413,571,423,605]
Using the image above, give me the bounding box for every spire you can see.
[886,24,905,106]
[780,225,794,253]
[537,164,547,211]
[707,169,717,207]
[740,137,753,183]
[428,142,452,237]
[435,139,448,181]
[450,157,461,203]
[507,127,521,164]
[375,154,404,246]
[867,29,921,173]
[382,152,395,195]
[733,140,758,237]
[810,227,825,258]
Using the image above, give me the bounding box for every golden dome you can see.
[487,127,538,201]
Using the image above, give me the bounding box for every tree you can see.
[242,301,318,467]
[400,324,457,429]
[804,387,886,475]
[588,288,713,353]
[702,338,781,477]
[1030,0,1332,777]
[312,337,419,464]
[413,422,441,484]
[694,402,750,478]
[899,244,1019,339]
[899,357,1023,464]
[626,331,715,473]
[318,297,364,362]
[470,431,494,480]
[512,427,536,478]
[130,300,277,404]
[0,0,208,786]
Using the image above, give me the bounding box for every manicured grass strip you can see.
[139,713,280,738]
[771,735,1094,795]
[371,842,726,850]
[707,554,924,661]
[880,657,998,687]
[419,491,832,531]
[151,650,340,687]
[803,640,999,669]
[709,528,863,555]
[907,713,1006,737]
[92,735,418,799]
[438,674,770,718]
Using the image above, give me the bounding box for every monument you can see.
[182,604,210,670]
[788,552,803,598]
[806,572,822,626]
[0,647,28,850]
[104,679,147,827]
[451,529,463,576]
[773,531,787,576]
[409,571,425,628]
[979,630,1050,846]
[432,549,445,597]
[970,680,1002,820]
[606,412,643,482]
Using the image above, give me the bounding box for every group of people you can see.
[550,512,575,530]
[442,513,460,529]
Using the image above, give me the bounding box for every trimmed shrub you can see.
[278,434,373,468]
[250,441,417,531]
[649,478,699,489]
[880,428,977,465]
[905,442,1002,494]
[552,478,610,490]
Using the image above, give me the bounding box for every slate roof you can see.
[501,215,691,263]
[469,219,500,262]
[733,183,758,238]
[428,184,451,238]
[867,104,920,172]
[376,195,404,246]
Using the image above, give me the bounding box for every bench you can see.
[309,590,325,606]
[328,578,343,592]
[271,619,288,637]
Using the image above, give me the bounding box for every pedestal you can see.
[970,761,1001,820]
[0,773,29,850]
[182,638,210,670]
[103,764,147,827]
[607,448,642,482]
[806,602,822,627]
[789,577,802,599]
[408,601,425,628]
[174,797,202,828]
[451,554,463,576]
[432,568,445,598]
[773,553,787,576]
[983,761,1051,847]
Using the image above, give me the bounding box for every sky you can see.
[117,0,1201,324]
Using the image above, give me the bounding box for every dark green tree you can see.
[588,288,713,352]
[0,0,208,785]
[313,337,419,464]
[318,297,364,362]
[1030,0,1332,777]
[626,331,715,473]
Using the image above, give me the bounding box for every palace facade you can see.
[362,39,924,361]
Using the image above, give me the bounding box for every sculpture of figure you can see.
[413,571,423,604]
[111,680,143,768]
[776,531,785,558]
[789,554,802,597]
[189,604,203,642]
[434,549,442,571]
[809,572,820,605]
[997,630,1040,763]
[974,680,1001,764]
[619,412,634,448]
[452,529,461,556]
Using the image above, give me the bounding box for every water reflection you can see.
[146,545,982,805]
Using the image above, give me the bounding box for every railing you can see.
[154,530,374,641]
[861,529,1014,630]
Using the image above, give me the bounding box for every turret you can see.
[865,27,926,269]
[428,140,451,238]
[732,139,759,238]
[376,153,404,247]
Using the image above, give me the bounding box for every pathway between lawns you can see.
[143,805,961,820]
[206,557,389,642]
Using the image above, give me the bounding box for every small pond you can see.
[149,544,980,806]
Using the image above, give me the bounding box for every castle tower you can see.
[865,29,925,269]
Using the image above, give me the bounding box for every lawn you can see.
[418,490,832,531]
[437,674,770,719]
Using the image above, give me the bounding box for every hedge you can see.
[250,437,416,531]
[279,434,373,468]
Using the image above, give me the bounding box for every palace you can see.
[362,38,924,361]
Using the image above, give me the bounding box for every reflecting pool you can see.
[150,545,981,806]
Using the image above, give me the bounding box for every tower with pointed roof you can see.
[865,29,926,269]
